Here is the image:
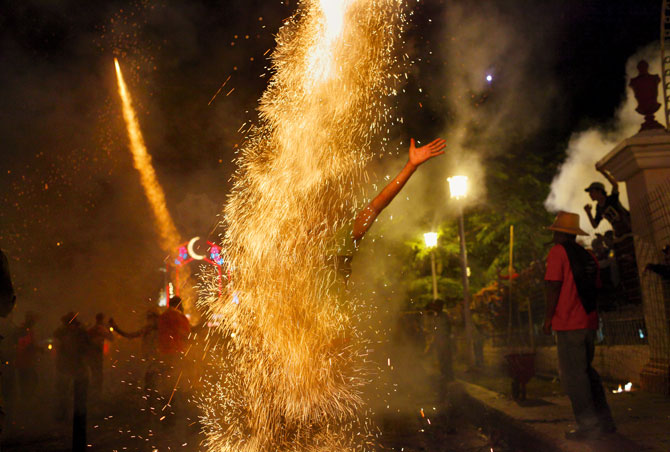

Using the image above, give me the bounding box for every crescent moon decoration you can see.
[187,237,205,260]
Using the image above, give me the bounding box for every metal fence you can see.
[633,179,670,352]
[477,178,670,351]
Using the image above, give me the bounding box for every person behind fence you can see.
[583,167,640,305]
[543,211,616,440]
[645,244,670,281]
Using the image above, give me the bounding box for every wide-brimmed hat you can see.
[547,211,588,236]
[584,182,606,193]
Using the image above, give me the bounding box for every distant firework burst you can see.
[199,0,406,450]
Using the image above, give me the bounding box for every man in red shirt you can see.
[158,297,191,356]
[543,211,615,440]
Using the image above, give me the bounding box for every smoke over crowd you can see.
[545,45,663,236]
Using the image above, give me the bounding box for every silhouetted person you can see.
[424,300,453,384]
[0,249,17,436]
[584,169,631,237]
[53,312,91,452]
[0,249,16,318]
[0,313,19,423]
[16,311,41,404]
[87,313,114,397]
[591,234,609,261]
[645,245,670,281]
[543,212,615,440]
[155,298,191,424]
[110,308,160,404]
[158,297,191,357]
[584,167,640,305]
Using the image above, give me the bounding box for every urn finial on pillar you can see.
[629,60,665,132]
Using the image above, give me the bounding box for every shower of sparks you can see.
[199,0,406,450]
[114,59,198,317]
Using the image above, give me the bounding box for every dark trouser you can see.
[556,329,615,430]
[17,367,38,401]
[89,351,103,397]
[613,235,641,305]
[72,376,88,452]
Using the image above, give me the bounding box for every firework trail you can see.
[115,59,200,315]
[200,0,405,450]
[115,58,181,253]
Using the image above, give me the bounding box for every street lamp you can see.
[423,232,439,301]
[448,175,475,367]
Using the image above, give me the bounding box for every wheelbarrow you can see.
[504,352,535,401]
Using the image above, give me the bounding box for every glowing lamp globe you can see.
[423,232,438,248]
[448,175,468,200]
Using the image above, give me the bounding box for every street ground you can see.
[1,398,517,452]
[455,367,670,452]
[1,380,523,452]
[5,343,669,451]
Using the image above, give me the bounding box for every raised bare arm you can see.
[352,138,446,243]
[596,166,619,193]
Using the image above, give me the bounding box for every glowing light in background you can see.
[448,175,469,200]
[198,0,406,450]
[486,74,493,83]
[423,232,438,248]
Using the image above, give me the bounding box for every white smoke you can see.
[545,44,663,237]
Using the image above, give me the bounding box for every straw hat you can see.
[547,211,588,236]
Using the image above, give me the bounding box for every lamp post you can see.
[423,232,439,301]
[448,176,475,367]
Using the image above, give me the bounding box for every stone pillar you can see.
[597,128,670,394]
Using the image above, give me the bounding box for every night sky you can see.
[0,0,661,332]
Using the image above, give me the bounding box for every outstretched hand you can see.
[409,138,446,168]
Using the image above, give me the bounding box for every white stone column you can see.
[598,128,670,394]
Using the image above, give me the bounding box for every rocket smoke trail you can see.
[199,0,405,450]
[115,59,200,315]
[114,58,181,253]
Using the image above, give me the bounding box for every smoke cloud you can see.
[348,0,567,415]
[545,44,662,236]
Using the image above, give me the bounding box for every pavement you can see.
[451,375,670,452]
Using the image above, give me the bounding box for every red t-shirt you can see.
[158,309,191,355]
[544,244,599,331]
